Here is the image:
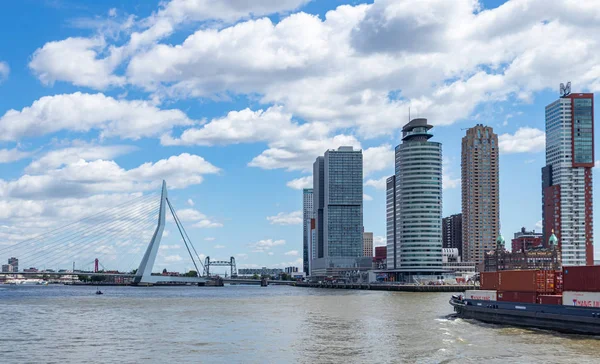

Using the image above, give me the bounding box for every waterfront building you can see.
[285,266,299,274]
[511,227,543,253]
[302,188,313,275]
[311,146,370,279]
[308,218,316,275]
[374,246,387,269]
[386,118,444,281]
[386,175,397,270]
[484,233,561,271]
[1,264,12,273]
[461,125,499,265]
[238,268,284,277]
[363,231,373,257]
[542,88,594,266]
[8,257,18,273]
[442,213,463,258]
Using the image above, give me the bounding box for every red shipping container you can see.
[497,291,537,304]
[498,270,537,292]
[480,272,499,290]
[537,295,562,305]
[563,266,600,292]
[555,271,563,294]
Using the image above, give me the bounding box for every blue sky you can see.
[0,0,599,274]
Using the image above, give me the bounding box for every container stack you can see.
[470,270,564,304]
[563,266,600,307]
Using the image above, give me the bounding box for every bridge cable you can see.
[166,198,201,277]
[166,198,206,274]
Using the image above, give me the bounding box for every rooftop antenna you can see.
[408,107,411,122]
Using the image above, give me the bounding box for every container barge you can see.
[450,266,600,335]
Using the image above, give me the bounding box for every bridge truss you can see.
[204,256,237,278]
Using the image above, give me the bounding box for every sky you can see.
[0,0,599,274]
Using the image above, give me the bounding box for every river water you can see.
[1,285,599,363]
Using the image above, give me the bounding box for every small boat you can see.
[95,290,103,295]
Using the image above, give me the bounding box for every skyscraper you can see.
[387,118,443,277]
[542,89,594,266]
[442,213,463,257]
[363,231,373,257]
[302,188,313,275]
[461,125,499,265]
[311,146,369,279]
[386,175,397,270]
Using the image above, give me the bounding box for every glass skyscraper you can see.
[311,146,369,279]
[387,118,443,276]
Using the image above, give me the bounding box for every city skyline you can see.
[1,0,600,273]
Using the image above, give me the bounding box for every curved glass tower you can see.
[394,118,443,271]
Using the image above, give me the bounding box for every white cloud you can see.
[374,236,385,247]
[363,144,394,176]
[0,148,30,164]
[499,127,545,154]
[284,250,299,256]
[0,61,9,82]
[192,220,223,228]
[187,198,194,206]
[272,258,303,268]
[164,254,183,262]
[442,157,460,190]
[535,220,543,230]
[29,37,124,89]
[25,144,136,173]
[0,153,219,200]
[267,252,274,256]
[266,211,302,225]
[213,244,225,249]
[286,176,312,190]
[249,238,285,252]
[108,8,117,17]
[365,176,387,190]
[204,237,216,241]
[363,193,373,201]
[236,253,248,260]
[175,208,223,228]
[160,244,181,250]
[0,92,194,141]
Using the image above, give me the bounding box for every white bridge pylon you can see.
[133,180,207,285]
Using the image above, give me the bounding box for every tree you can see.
[280,273,289,281]
[252,273,259,280]
[78,275,90,282]
[184,270,198,277]
[162,268,168,274]
[130,269,138,275]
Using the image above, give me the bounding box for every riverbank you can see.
[296,282,477,292]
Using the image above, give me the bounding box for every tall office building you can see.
[542,89,594,266]
[311,146,369,278]
[386,175,397,270]
[461,125,499,265]
[302,188,313,275]
[387,118,443,277]
[363,232,373,257]
[442,213,463,257]
[8,257,18,273]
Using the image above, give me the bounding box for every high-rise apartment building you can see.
[542,89,594,266]
[442,213,463,257]
[387,118,443,277]
[302,188,313,275]
[8,257,18,273]
[311,147,370,278]
[461,125,499,265]
[363,232,373,257]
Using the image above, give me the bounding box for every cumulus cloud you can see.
[363,193,373,201]
[363,144,394,176]
[266,211,303,225]
[249,238,285,252]
[0,148,30,164]
[442,157,460,190]
[204,237,215,241]
[0,61,9,82]
[213,244,225,249]
[286,176,312,190]
[365,176,387,190]
[284,250,299,256]
[498,127,545,154]
[374,236,386,247]
[25,144,136,173]
[174,208,223,229]
[187,198,194,206]
[0,92,194,141]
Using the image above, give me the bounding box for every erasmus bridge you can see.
[0,181,291,286]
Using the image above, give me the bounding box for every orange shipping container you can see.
[480,272,499,290]
[498,270,555,293]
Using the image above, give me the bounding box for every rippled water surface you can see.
[1,285,600,363]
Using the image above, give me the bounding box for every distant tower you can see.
[542,88,594,266]
[302,188,313,275]
[461,125,499,265]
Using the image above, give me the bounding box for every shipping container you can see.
[497,270,555,293]
[480,272,499,290]
[554,271,563,294]
[465,290,497,301]
[497,291,537,304]
[563,266,600,292]
[537,295,562,305]
[563,291,600,307]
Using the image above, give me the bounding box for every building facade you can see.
[311,147,370,279]
[484,247,561,272]
[442,213,463,258]
[461,125,499,265]
[387,118,443,278]
[363,232,373,257]
[511,227,543,253]
[302,188,313,275]
[542,90,594,266]
[8,257,18,273]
